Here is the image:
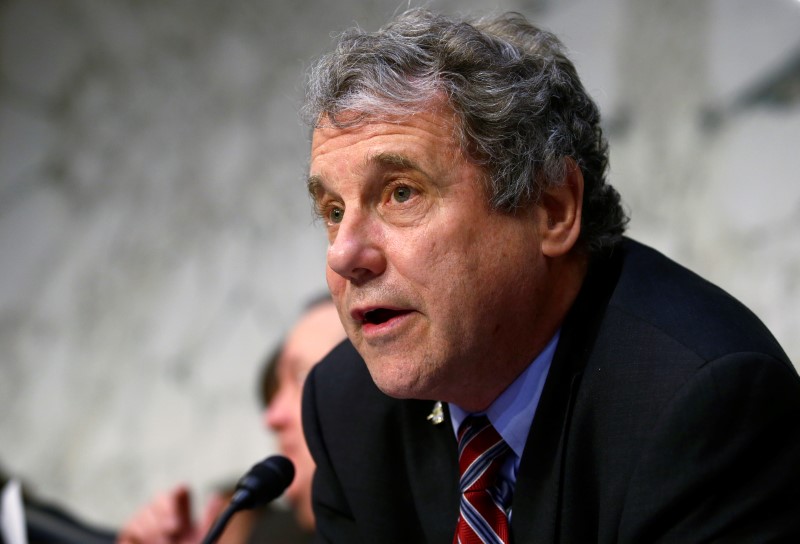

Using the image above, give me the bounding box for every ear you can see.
[537,158,583,258]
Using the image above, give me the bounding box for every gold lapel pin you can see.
[427,401,444,425]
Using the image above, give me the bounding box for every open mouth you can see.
[362,308,410,325]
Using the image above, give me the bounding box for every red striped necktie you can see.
[453,415,511,544]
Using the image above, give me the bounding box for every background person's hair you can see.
[258,292,334,407]
[258,343,283,408]
[303,8,628,252]
[302,291,334,313]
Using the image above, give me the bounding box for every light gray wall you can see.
[1,0,798,527]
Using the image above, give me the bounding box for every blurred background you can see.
[1,0,799,529]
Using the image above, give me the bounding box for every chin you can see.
[371,370,432,400]
[361,346,440,399]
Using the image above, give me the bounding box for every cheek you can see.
[435,222,523,305]
[387,224,457,284]
[326,266,345,296]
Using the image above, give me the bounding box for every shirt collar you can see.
[448,330,559,459]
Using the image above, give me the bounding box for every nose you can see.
[327,210,386,284]
[265,391,291,432]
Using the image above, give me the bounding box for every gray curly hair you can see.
[302,8,627,252]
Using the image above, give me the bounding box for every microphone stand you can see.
[201,503,238,544]
[201,486,253,544]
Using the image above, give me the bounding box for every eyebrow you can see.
[307,151,424,202]
[307,174,325,202]
[367,152,422,173]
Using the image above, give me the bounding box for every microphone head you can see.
[232,455,295,510]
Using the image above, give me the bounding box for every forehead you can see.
[309,109,463,176]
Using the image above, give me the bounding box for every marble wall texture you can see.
[1,0,799,527]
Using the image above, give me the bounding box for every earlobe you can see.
[539,158,583,258]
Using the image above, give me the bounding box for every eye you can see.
[329,206,344,224]
[392,186,414,203]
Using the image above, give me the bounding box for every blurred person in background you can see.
[117,295,345,544]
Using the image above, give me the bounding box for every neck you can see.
[451,251,588,412]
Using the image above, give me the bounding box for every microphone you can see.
[229,455,295,510]
[201,455,295,544]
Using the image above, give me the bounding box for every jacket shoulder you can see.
[609,239,789,365]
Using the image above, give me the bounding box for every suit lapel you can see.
[512,247,623,543]
[512,358,583,542]
[401,400,460,542]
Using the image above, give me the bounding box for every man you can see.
[301,8,800,543]
[118,297,345,544]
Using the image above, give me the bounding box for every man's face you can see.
[309,108,553,410]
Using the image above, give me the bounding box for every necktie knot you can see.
[457,416,510,492]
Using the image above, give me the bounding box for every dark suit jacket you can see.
[302,239,800,543]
